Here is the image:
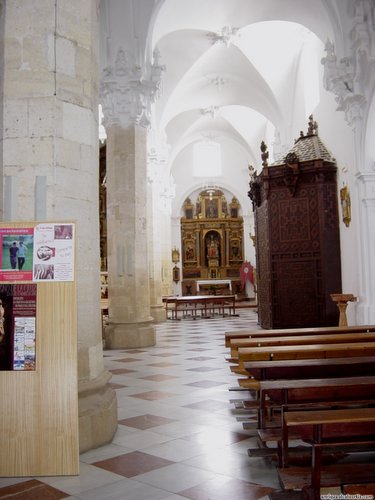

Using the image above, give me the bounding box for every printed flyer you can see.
[0,284,37,371]
[33,223,75,282]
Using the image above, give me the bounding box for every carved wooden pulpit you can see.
[248,118,342,328]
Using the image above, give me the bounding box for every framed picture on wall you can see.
[173,266,180,283]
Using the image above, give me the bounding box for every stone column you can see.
[101,47,164,347]
[0,0,117,452]
[104,123,155,347]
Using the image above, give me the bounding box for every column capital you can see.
[100,47,165,129]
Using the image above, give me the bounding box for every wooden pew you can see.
[235,341,375,374]
[225,325,375,348]
[230,332,375,358]
[242,355,375,382]
[342,483,375,496]
[257,375,375,429]
[279,407,375,499]
[233,356,375,427]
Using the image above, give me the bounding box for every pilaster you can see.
[321,0,375,324]
[356,172,375,324]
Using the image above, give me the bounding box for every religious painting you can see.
[230,239,241,259]
[184,241,195,262]
[340,185,351,227]
[205,199,218,218]
[173,266,180,283]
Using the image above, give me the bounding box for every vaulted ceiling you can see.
[100,0,345,215]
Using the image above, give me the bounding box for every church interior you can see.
[1,0,375,498]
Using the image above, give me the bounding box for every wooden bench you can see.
[243,356,375,382]
[165,295,237,320]
[234,356,375,406]
[230,332,375,358]
[342,483,375,496]
[279,463,375,500]
[279,407,375,499]
[257,375,375,428]
[250,398,375,461]
[225,325,375,348]
[235,341,375,374]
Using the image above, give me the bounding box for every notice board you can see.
[0,222,79,476]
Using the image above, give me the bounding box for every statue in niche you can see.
[207,235,219,258]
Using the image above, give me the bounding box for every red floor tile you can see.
[179,476,274,500]
[109,368,137,374]
[0,479,69,499]
[129,390,177,400]
[119,413,175,429]
[93,451,174,477]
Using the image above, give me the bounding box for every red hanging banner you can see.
[240,261,254,289]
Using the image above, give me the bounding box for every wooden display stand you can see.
[0,222,79,476]
[331,293,357,326]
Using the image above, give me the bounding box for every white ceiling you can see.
[100,0,344,215]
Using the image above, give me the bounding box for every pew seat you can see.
[278,407,375,499]
[225,325,375,347]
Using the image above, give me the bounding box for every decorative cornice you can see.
[100,47,165,129]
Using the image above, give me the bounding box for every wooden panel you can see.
[0,223,78,476]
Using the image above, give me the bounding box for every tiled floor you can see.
[0,308,283,499]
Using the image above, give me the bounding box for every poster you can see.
[33,223,75,282]
[0,228,34,281]
[0,284,37,371]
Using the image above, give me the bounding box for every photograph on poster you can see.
[0,229,34,281]
[54,224,73,240]
[33,264,54,280]
[0,284,37,371]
